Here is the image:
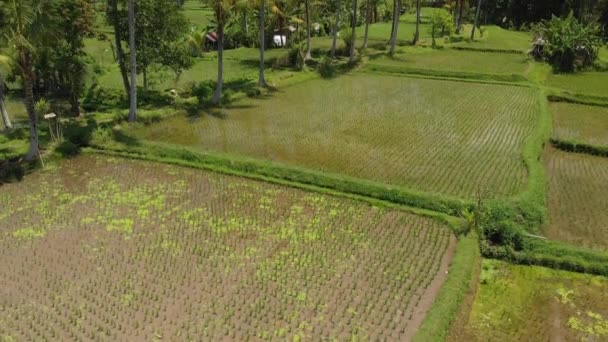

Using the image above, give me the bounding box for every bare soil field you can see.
[0,155,454,340]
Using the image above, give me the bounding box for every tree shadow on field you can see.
[112,129,141,147]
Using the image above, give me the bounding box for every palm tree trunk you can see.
[456,0,464,34]
[362,0,371,49]
[331,0,342,58]
[22,52,39,161]
[412,0,421,44]
[389,0,397,42]
[143,67,148,90]
[258,0,267,87]
[349,0,358,63]
[0,74,12,130]
[213,24,224,105]
[471,0,483,40]
[389,0,400,56]
[304,0,312,60]
[128,0,137,122]
[110,0,131,99]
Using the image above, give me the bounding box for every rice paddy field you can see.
[0,155,455,340]
[545,147,608,251]
[449,259,608,341]
[545,71,608,97]
[551,102,608,148]
[130,73,539,199]
[451,25,532,52]
[368,48,531,77]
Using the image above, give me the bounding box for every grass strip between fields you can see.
[83,146,466,232]
[449,46,526,54]
[413,234,480,342]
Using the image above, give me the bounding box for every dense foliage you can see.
[533,13,604,72]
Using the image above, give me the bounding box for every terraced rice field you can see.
[0,155,454,340]
[551,102,608,147]
[545,71,608,97]
[545,147,608,250]
[368,48,530,77]
[132,74,539,199]
[450,260,608,341]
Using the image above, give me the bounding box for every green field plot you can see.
[551,102,608,148]
[452,25,532,52]
[0,155,453,340]
[545,147,608,251]
[131,74,538,199]
[450,259,608,341]
[545,71,608,97]
[368,48,531,79]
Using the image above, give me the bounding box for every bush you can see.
[82,85,125,112]
[55,140,80,157]
[341,28,354,56]
[317,57,337,78]
[191,81,215,107]
[0,161,24,183]
[532,13,603,72]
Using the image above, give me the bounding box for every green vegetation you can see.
[452,260,608,341]
[545,147,608,251]
[414,234,480,341]
[129,74,538,199]
[0,155,454,340]
[2,0,608,339]
[551,102,608,150]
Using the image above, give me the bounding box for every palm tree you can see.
[304,0,312,60]
[203,0,236,105]
[471,0,483,40]
[412,0,421,44]
[330,0,342,58]
[1,0,54,161]
[349,0,357,63]
[0,72,12,130]
[127,0,137,122]
[362,0,371,49]
[109,0,131,101]
[456,0,464,34]
[389,0,400,56]
[257,0,268,87]
[187,30,206,57]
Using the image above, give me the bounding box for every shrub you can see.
[191,81,215,107]
[317,57,337,78]
[0,161,24,183]
[55,140,80,157]
[82,85,125,112]
[341,28,354,55]
[532,13,603,72]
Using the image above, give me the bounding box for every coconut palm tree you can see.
[127,0,137,122]
[108,0,131,101]
[412,0,421,44]
[257,0,268,87]
[304,0,312,60]
[471,0,483,40]
[0,72,12,130]
[349,0,357,63]
[389,0,400,56]
[362,0,371,49]
[330,0,342,58]
[1,0,55,160]
[203,0,237,105]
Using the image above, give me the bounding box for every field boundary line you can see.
[413,234,480,342]
[84,146,466,232]
[449,46,525,54]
